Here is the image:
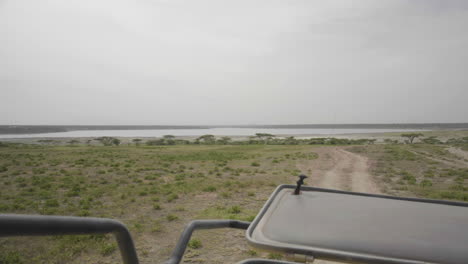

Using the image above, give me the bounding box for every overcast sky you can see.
[1,0,467,125]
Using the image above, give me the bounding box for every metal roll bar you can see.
[164,219,250,264]
[0,214,139,264]
[0,214,301,264]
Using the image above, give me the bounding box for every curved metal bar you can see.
[236,259,302,264]
[164,219,250,264]
[0,214,139,264]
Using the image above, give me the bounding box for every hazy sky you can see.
[1,0,467,125]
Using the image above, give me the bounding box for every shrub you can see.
[45,199,60,208]
[0,251,24,264]
[166,214,178,221]
[246,249,258,256]
[268,253,283,260]
[420,179,433,188]
[188,239,202,249]
[203,186,217,192]
[100,243,117,256]
[227,205,241,214]
[401,172,417,185]
[167,193,179,202]
[151,221,162,232]
[220,192,231,198]
[250,162,260,167]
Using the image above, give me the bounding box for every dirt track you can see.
[299,147,380,194]
[298,147,380,264]
[447,147,468,166]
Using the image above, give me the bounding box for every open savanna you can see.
[0,132,467,264]
[0,144,316,263]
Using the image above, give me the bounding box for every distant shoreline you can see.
[1,123,468,135]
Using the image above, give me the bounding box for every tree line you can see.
[25,132,468,147]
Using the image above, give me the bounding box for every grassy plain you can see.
[0,133,467,263]
[348,143,468,200]
[0,144,317,263]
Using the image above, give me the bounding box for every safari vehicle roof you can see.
[247,185,468,264]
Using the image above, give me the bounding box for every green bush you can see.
[0,251,24,264]
[45,199,60,207]
[100,243,117,256]
[268,253,283,260]
[0,166,8,173]
[220,192,231,198]
[203,186,217,192]
[246,249,257,256]
[227,205,241,214]
[188,239,202,249]
[420,179,433,188]
[401,172,417,185]
[167,193,179,202]
[166,214,178,221]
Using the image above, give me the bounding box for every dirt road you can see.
[185,147,380,264]
[298,147,381,194]
[297,147,381,264]
[447,147,468,166]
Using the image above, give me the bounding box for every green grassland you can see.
[348,143,468,200]
[0,136,467,264]
[0,144,317,263]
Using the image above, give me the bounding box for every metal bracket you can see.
[294,175,308,195]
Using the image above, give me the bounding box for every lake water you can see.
[0,128,427,138]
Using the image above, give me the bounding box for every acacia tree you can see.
[132,138,142,146]
[284,136,298,145]
[111,138,121,146]
[67,139,80,145]
[218,136,231,145]
[255,133,275,144]
[421,136,442,144]
[401,133,423,144]
[163,135,175,139]
[95,137,120,146]
[197,134,216,144]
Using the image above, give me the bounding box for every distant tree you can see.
[255,133,275,144]
[401,133,424,144]
[38,139,57,145]
[284,136,298,145]
[165,139,176,145]
[163,135,175,139]
[247,136,263,144]
[177,139,190,145]
[197,134,216,144]
[217,136,232,145]
[146,139,166,146]
[112,138,121,146]
[255,133,274,140]
[67,139,80,145]
[309,138,327,145]
[95,137,119,146]
[421,136,442,145]
[132,138,142,146]
[384,138,398,144]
